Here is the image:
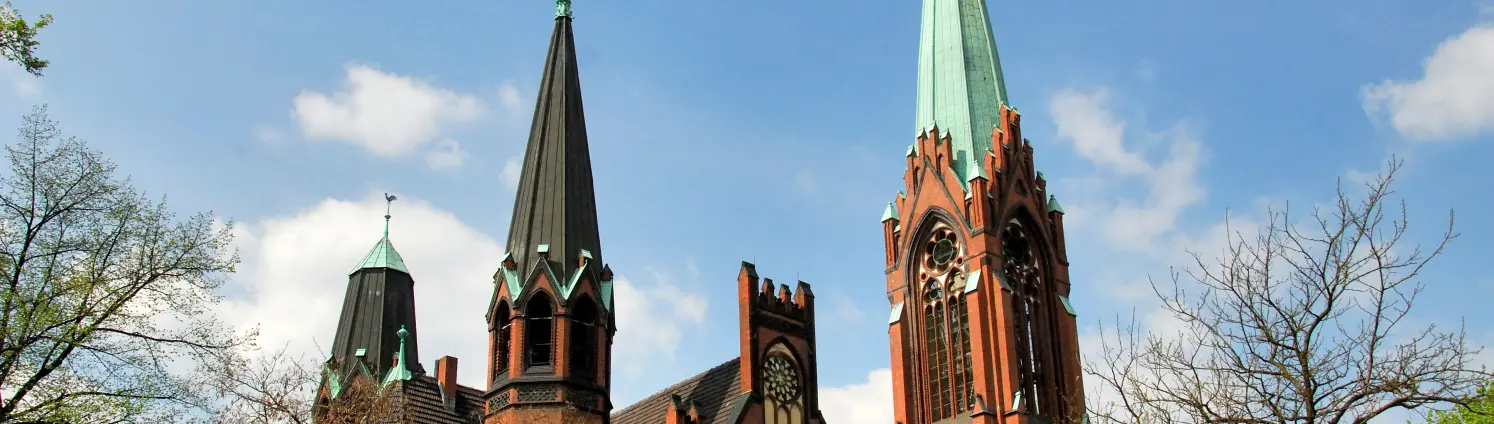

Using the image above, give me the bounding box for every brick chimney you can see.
[666,394,698,424]
[435,356,458,400]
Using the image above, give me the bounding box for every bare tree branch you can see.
[1084,157,1490,424]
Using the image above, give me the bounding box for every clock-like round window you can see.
[922,226,959,274]
[763,354,800,404]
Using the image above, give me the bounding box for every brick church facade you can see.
[313,0,1085,423]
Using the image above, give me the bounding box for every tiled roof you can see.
[611,357,749,424]
[397,375,484,424]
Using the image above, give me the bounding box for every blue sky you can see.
[3,0,1493,422]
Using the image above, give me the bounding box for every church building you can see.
[312,0,1085,423]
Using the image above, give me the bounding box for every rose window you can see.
[764,354,800,404]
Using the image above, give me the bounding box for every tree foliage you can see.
[0,106,248,423]
[0,1,50,76]
[1084,158,1490,424]
[1426,381,1494,424]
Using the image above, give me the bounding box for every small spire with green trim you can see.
[353,194,410,274]
[1048,194,1065,214]
[881,202,900,223]
[382,326,413,386]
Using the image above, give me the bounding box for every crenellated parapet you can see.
[735,261,822,422]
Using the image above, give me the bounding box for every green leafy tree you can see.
[0,106,251,423]
[1427,382,1494,424]
[0,1,50,76]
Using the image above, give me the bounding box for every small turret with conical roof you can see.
[328,194,424,380]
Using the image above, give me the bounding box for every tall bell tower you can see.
[881,1,1085,423]
[483,1,616,423]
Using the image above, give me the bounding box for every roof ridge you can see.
[612,356,741,415]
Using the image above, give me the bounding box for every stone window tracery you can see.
[763,344,804,424]
[914,219,974,421]
[1003,218,1054,414]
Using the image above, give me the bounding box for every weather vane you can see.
[556,0,572,18]
[384,193,398,219]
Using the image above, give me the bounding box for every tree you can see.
[1084,158,1490,424]
[1426,381,1494,424]
[0,106,249,423]
[0,1,50,76]
[206,345,405,424]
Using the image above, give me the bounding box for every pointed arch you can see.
[569,294,600,381]
[999,214,1062,415]
[525,291,555,368]
[904,208,975,421]
[761,340,806,424]
[493,300,512,378]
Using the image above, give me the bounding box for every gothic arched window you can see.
[525,292,554,368]
[494,301,511,377]
[1003,219,1053,414]
[915,219,974,421]
[569,297,599,381]
[762,343,803,424]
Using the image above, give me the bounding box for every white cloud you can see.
[219,193,503,389]
[1049,88,1208,253]
[500,157,523,189]
[1050,89,1150,175]
[498,82,524,118]
[221,193,714,395]
[611,269,708,378]
[292,64,486,157]
[2,65,41,100]
[424,139,468,171]
[1362,24,1494,141]
[253,126,286,146]
[819,368,894,424]
[831,295,866,323]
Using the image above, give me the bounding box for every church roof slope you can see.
[610,357,747,424]
[396,374,485,424]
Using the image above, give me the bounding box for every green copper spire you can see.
[382,326,413,386]
[353,194,410,274]
[915,0,1010,188]
[556,0,571,18]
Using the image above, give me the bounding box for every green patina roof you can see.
[382,326,413,386]
[353,215,409,274]
[881,202,900,223]
[1048,194,1065,214]
[915,0,1010,190]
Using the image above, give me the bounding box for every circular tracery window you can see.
[918,222,965,296]
[1002,220,1041,289]
[764,354,800,404]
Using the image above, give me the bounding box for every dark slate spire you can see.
[503,12,602,285]
[328,194,424,380]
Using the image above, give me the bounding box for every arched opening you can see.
[525,292,554,368]
[493,301,512,377]
[1003,217,1055,414]
[569,297,599,381]
[912,215,974,421]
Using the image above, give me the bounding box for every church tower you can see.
[882,1,1086,423]
[484,1,616,423]
[327,194,425,381]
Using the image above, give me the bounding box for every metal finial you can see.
[383,193,398,238]
[556,0,572,18]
